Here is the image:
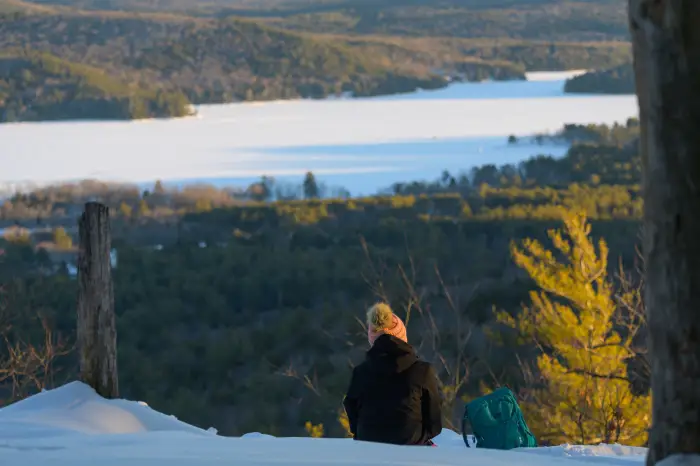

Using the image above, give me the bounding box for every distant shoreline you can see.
[0,71,589,127]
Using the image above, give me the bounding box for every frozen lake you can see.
[0,71,638,196]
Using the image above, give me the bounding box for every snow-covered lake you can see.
[0,71,639,196]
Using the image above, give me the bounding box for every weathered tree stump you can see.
[77,202,118,399]
[629,1,700,465]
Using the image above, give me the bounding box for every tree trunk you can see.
[628,2,700,465]
[77,202,119,399]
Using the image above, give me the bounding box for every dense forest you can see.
[253,0,629,42]
[564,63,634,95]
[0,12,457,111]
[5,0,630,42]
[0,0,632,121]
[0,121,651,445]
[0,50,191,121]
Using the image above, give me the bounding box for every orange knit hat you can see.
[367,303,407,346]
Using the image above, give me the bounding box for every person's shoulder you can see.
[413,359,434,371]
[410,359,437,377]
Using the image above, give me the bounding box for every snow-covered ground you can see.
[0,71,637,196]
[0,382,648,466]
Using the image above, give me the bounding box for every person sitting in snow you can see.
[343,303,442,446]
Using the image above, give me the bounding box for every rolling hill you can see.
[6,0,630,41]
[0,50,191,122]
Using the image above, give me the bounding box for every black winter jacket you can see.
[342,334,442,446]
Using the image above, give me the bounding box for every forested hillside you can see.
[0,121,649,444]
[0,13,456,107]
[564,62,635,94]
[9,0,630,42]
[254,0,628,41]
[0,50,191,122]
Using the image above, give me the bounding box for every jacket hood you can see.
[366,334,418,374]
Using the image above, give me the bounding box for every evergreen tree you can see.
[496,210,650,446]
[303,172,319,199]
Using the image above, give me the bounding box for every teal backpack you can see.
[462,387,537,450]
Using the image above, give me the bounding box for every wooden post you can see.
[629,1,700,465]
[77,202,118,399]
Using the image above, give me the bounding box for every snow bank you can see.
[0,381,210,437]
[0,382,647,466]
[431,429,645,463]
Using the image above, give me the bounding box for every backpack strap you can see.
[462,411,471,448]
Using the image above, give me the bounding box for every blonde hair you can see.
[366,302,394,331]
